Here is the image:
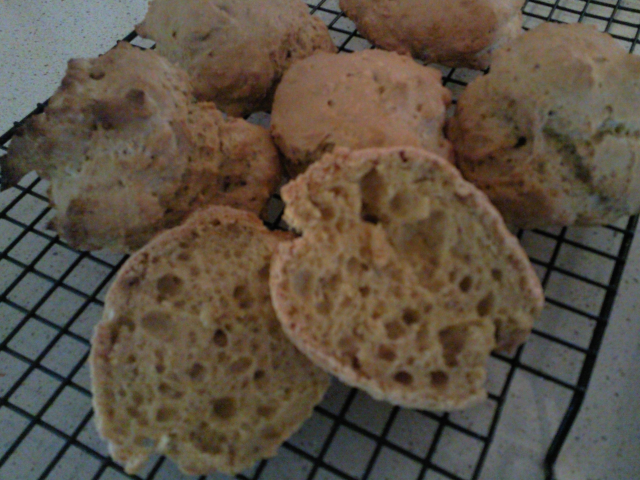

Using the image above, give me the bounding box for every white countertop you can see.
[0,2,638,479]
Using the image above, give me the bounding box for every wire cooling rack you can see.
[1,1,639,479]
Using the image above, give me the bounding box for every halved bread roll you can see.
[270,147,543,410]
[90,206,329,475]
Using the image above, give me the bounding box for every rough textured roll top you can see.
[339,0,524,69]
[447,23,640,228]
[271,49,453,176]
[136,0,336,116]
[0,43,282,252]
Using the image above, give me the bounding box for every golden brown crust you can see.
[271,50,453,176]
[339,0,523,69]
[270,147,543,410]
[1,43,282,252]
[136,0,336,117]
[447,23,640,228]
[90,206,329,475]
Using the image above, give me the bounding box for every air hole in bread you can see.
[359,286,371,297]
[189,429,223,454]
[126,406,141,419]
[233,285,253,309]
[477,292,495,317]
[140,311,174,339]
[340,296,354,309]
[459,275,473,293]
[396,211,446,277]
[229,357,253,374]
[155,364,166,374]
[431,370,449,388]
[253,369,266,381]
[419,210,447,250]
[257,405,276,419]
[213,329,228,347]
[158,382,185,399]
[177,251,191,262]
[212,397,237,420]
[116,316,136,333]
[347,257,359,271]
[188,363,206,381]
[157,273,183,301]
[293,270,313,297]
[439,325,468,367]
[515,136,527,148]
[126,354,136,364]
[318,203,335,220]
[360,169,386,224]
[156,407,177,422]
[372,302,385,319]
[338,335,357,352]
[491,269,503,282]
[316,300,331,315]
[384,320,406,340]
[351,356,362,370]
[378,344,397,361]
[394,371,413,385]
[89,70,105,80]
[402,308,419,326]
[389,192,411,216]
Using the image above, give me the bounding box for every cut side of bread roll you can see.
[90,206,329,475]
[270,147,544,410]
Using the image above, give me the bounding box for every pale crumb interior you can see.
[278,151,539,407]
[94,218,327,474]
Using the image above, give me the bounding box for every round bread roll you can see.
[447,23,640,228]
[136,0,336,117]
[271,50,453,176]
[90,206,330,476]
[0,43,282,252]
[270,147,543,410]
[339,0,523,70]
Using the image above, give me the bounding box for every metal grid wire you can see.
[0,0,639,479]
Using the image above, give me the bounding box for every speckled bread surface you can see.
[270,147,544,410]
[447,23,640,228]
[90,206,330,476]
[136,0,336,117]
[339,0,524,70]
[0,43,282,252]
[271,50,453,176]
